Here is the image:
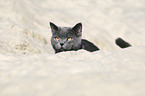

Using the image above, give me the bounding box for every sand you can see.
[0,0,145,96]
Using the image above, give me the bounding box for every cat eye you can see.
[55,37,59,41]
[67,37,72,41]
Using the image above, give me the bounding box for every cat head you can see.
[50,22,82,53]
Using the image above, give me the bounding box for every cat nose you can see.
[60,43,64,46]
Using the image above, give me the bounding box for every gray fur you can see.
[50,22,100,53]
[50,22,82,53]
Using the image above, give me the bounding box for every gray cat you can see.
[50,22,99,53]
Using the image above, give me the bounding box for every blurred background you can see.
[0,0,145,54]
[0,0,145,96]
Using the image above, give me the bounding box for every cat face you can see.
[50,22,82,53]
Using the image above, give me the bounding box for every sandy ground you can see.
[0,0,145,96]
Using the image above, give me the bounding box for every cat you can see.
[50,22,100,53]
[115,38,131,48]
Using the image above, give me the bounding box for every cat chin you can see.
[55,49,66,53]
[56,47,65,52]
[56,47,72,53]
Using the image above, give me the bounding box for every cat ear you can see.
[50,22,58,32]
[72,23,82,36]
